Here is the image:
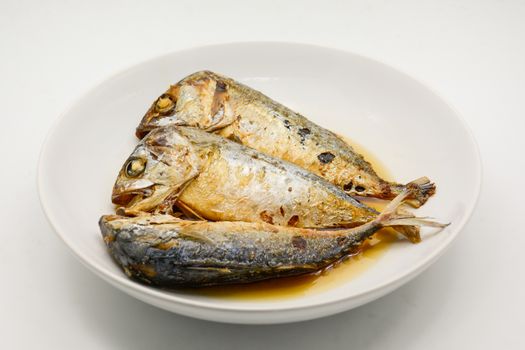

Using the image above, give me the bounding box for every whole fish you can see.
[113,125,379,229]
[100,189,446,287]
[136,70,435,207]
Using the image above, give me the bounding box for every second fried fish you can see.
[113,126,382,229]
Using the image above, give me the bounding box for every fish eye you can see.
[155,94,175,114]
[125,158,147,177]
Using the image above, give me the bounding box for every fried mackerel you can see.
[101,188,446,287]
[113,126,374,227]
[136,70,435,207]
[112,126,430,242]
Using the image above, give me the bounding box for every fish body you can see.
[113,125,380,229]
[100,214,366,287]
[137,70,435,207]
[101,189,446,287]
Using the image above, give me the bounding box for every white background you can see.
[1,0,524,349]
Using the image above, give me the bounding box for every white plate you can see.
[38,43,481,324]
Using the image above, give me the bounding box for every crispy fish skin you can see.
[113,125,380,229]
[100,190,447,287]
[136,70,435,207]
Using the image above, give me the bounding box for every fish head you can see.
[136,87,179,139]
[112,126,202,214]
[136,71,235,138]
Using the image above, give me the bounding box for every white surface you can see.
[1,0,523,347]
[38,43,480,323]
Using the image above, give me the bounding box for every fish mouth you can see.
[112,192,145,207]
[136,113,159,138]
[112,189,152,207]
[136,114,179,139]
[136,93,178,139]
[112,182,154,207]
[136,127,153,139]
[112,182,176,217]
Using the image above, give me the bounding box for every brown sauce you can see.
[193,136,400,301]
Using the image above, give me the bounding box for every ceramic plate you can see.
[38,43,481,324]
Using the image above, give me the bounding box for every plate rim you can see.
[37,41,482,315]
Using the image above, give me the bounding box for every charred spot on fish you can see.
[215,80,227,92]
[298,128,311,136]
[298,128,311,144]
[337,236,348,246]
[291,236,307,250]
[379,182,393,197]
[150,136,169,147]
[288,187,292,192]
[287,215,299,227]
[260,211,274,224]
[343,181,353,192]
[355,185,365,192]
[227,133,242,143]
[317,152,335,164]
[279,206,285,216]
[283,119,291,129]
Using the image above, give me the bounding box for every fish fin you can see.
[149,174,201,216]
[389,207,421,243]
[377,184,448,242]
[391,225,421,244]
[386,218,449,228]
[176,201,207,220]
[404,176,436,208]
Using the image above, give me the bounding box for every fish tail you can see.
[375,184,448,242]
[391,225,421,244]
[400,176,436,208]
